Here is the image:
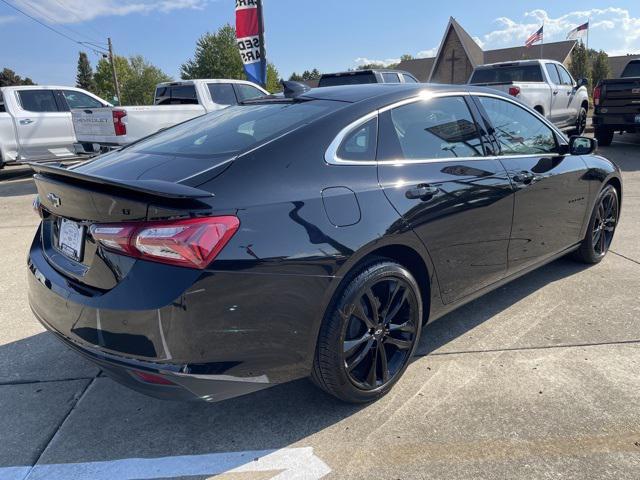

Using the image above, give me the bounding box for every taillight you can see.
[594,86,601,106]
[91,216,240,269]
[131,370,176,386]
[508,86,521,97]
[112,109,127,136]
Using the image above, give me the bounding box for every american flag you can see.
[525,26,544,48]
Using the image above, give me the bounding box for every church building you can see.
[398,17,640,83]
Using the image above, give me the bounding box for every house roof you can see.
[396,58,434,82]
[608,54,640,78]
[451,17,484,66]
[483,41,576,64]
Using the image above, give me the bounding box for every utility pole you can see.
[107,37,122,105]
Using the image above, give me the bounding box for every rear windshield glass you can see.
[127,100,338,159]
[154,85,198,105]
[318,72,377,87]
[470,65,543,84]
[621,62,640,78]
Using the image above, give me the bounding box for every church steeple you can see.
[429,17,484,84]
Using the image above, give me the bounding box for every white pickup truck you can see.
[0,85,110,167]
[468,59,590,134]
[72,79,269,151]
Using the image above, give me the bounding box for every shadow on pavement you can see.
[599,133,640,173]
[0,178,37,198]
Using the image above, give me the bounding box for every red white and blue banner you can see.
[525,26,544,48]
[235,0,266,87]
[567,22,589,41]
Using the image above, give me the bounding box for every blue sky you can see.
[1,0,639,87]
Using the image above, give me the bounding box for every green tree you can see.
[591,50,611,90]
[76,52,96,92]
[569,42,591,89]
[0,68,35,86]
[357,63,386,71]
[288,72,304,82]
[125,55,172,105]
[266,62,280,93]
[94,55,171,105]
[302,69,321,81]
[94,55,132,105]
[400,54,414,62]
[180,24,244,80]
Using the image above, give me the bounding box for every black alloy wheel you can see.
[312,260,422,403]
[573,185,619,264]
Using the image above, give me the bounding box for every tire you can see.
[573,107,588,136]
[572,185,619,264]
[595,127,614,147]
[312,260,423,403]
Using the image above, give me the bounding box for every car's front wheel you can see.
[574,106,588,135]
[573,184,619,264]
[312,260,423,403]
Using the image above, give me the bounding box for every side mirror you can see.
[569,136,597,155]
[576,78,588,88]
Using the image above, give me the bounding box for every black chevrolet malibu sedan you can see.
[28,83,622,403]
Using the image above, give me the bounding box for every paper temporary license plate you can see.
[58,218,85,261]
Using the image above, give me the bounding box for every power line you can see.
[0,0,108,53]
[50,0,108,43]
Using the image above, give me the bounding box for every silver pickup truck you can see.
[469,59,589,134]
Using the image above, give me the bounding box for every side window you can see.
[402,74,418,83]
[18,90,59,112]
[62,90,103,109]
[0,92,5,113]
[384,96,484,160]
[208,83,238,106]
[557,65,574,86]
[155,85,198,105]
[545,64,561,85]
[382,72,400,83]
[477,96,558,155]
[235,84,266,102]
[337,118,377,161]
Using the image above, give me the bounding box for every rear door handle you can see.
[511,171,535,184]
[19,119,34,125]
[405,184,439,200]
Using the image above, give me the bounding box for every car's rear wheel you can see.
[573,185,619,264]
[595,127,614,146]
[312,260,422,403]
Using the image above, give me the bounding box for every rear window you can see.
[381,72,400,83]
[154,85,198,105]
[470,65,544,84]
[127,100,338,159]
[621,61,640,78]
[0,92,4,113]
[208,83,237,106]
[318,72,377,87]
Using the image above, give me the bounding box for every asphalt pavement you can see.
[1,135,639,479]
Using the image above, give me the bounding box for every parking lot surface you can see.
[1,135,639,479]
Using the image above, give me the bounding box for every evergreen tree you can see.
[180,24,244,80]
[569,42,591,89]
[591,50,611,90]
[0,68,35,86]
[76,52,96,92]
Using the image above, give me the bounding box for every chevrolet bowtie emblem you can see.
[46,193,61,208]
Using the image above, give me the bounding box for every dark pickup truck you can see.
[593,59,640,146]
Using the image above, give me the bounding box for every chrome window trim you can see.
[324,90,567,166]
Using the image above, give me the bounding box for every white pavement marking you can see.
[8,447,331,480]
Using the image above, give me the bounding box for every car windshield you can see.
[470,65,544,84]
[126,100,338,159]
[621,62,640,78]
[319,72,377,87]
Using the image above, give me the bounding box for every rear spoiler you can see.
[28,163,214,199]
[468,81,515,86]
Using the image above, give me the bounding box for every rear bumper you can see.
[592,114,640,131]
[27,228,329,401]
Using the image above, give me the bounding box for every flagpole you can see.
[541,23,544,59]
[587,18,590,52]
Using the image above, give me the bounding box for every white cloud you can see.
[417,47,438,58]
[354,57,401,68]
[481,8,640,54]
[11,0,209,24]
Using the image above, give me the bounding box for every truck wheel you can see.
[595,127,614,147]
[574,107,587,135]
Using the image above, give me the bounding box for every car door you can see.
[473,95,589,273]
[544,63,565,124]
[377,94,515,304]
[13,89,74,161]
[556,64,581,124]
